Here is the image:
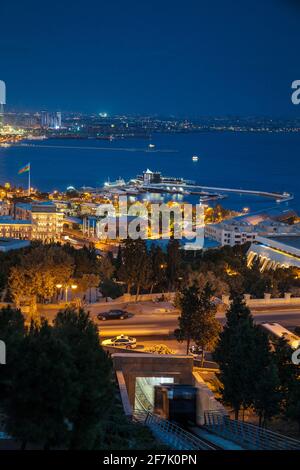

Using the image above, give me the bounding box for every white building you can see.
[205,220,257,246]
[0,217,32,239]
[205,218,300,247]
[13,201,64,242]
[31,203,64,242]
[247,236,300,271]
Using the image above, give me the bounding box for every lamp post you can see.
[56,284,78,302]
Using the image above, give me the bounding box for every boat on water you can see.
[104,178,126,188]
[137,169,196,186]
[0,143,11,148]
[148,143,155,149]
[192,155,199,162]
[26,135,47,141]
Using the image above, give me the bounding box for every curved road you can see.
[38,302,300,355]
[39,302,300,337]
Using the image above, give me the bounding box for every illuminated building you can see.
[247,236,300,271]
[0,80,6,125]
[0,217,32,239]
[31,203,64,242]
[13,201,64,242]
[41,111,62,129]
[206,210,300,247]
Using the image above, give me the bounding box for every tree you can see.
[53,307,113,449]
[214,294,259,420]
[118,239,151,299]
[2,307,115,450]
[100,278,123,301]
[118,239,139,294]
[149,245,167,293]
[273,337,298,404]
[273,337,300,429]
[63,245,99,278]
[9,245,74,318]
[0,306,25,401]
[78,273,100,303]
[188,270,229,298]
[9,265,38,315]
[252,330,281,426]
[253,362,281,427]
[286,379,300,432]
[242,258,272,299]
[5,319,76,449]
[193,283,221,366]
[175,284,200,354]
[98,255,115,281]
[166,239,181,291]
[115,245,123,272]
[176,283,220,362]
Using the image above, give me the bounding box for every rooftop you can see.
[267,235,300,250]
[0,217,31,225]
[0,238,30,252]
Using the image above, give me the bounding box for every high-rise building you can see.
[41,110,48,128]
[0,80,6,125]
[41,111,62,129]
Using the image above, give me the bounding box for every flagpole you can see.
[28,164,31,196]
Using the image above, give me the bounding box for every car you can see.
[101,335,137,349]
[188,345,203,358]
[97,309,130,321]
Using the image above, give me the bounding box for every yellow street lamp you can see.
[56,284,78,302]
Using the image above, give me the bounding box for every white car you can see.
[188,345,203,358]
[101,334,137,349]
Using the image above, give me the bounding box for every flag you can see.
[18,163,30,175]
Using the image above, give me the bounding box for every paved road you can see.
[36,302,300,357]
[39,302,300,339]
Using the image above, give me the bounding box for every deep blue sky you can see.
[1,0,300,116]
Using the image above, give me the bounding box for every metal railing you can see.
[135,380,153,412]
[204,411,300,450]
[134,410,215,450]
[133,382,215,450]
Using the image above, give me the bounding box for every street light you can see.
[56,284,78,302]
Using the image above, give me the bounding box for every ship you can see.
[192,155,199,162]
[26,134,47,141]
[104,178,126,188]
[136,169,196,186]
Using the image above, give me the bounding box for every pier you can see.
[18,143,178,153]
[142,182,293,202]
[194,185,293,202]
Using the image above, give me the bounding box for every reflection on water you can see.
[0,132,299,213]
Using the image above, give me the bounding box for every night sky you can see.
[1,0,300,116]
